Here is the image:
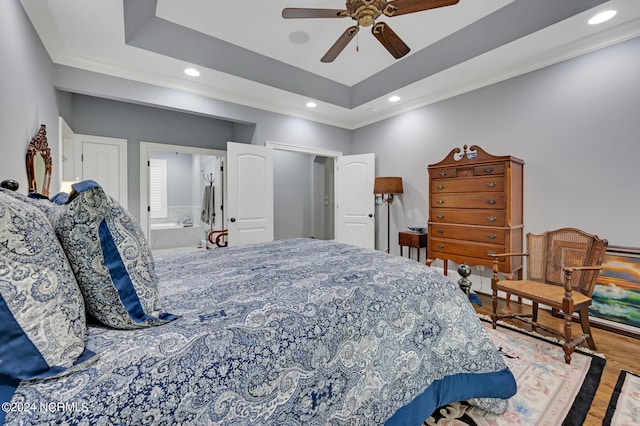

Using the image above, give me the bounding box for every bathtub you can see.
[150,223,204,250]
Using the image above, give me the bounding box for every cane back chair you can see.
[489,228,608,364]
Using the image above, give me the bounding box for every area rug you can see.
[424,318,605,425]
[603,370,640,425]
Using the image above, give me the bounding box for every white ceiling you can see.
[156,0,512,86]
[19,0,640,129]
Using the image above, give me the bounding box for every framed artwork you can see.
[588,246,640,338]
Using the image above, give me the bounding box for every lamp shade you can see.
[373,177,403,195]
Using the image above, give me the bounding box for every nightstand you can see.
[399,231,428,262]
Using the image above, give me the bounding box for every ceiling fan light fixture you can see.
[184,68,200,77]
[282,0,460,62]
[588,10,616,25]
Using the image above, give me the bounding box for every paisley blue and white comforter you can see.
[5,238,515,425]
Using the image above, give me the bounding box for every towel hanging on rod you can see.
[201,173,215,226]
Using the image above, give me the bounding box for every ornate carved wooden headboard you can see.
[25,124,52,196]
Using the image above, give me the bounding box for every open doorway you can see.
[268,142,342,241]
[139,142,226,249]
[272,150,335,241]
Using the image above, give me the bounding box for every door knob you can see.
[368,214,373,217]
[230,217,236,222]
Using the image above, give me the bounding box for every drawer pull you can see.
[436,184,445,190]
[437,214,445,220]
[436,229,444,234]
[436,199,445,205]
[486,182,497,188]
[483,167,494,174]
[487,199,497,205]
[487,233,497,240]
[439,171,448,177]
[487,250,497,256]
[436,243,445,249]
[487,216,497,223]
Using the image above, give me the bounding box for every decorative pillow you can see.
[0,186,58,217]
[49,180,177,329]
[0,190,94,409]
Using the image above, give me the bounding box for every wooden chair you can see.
[489,228,608,364]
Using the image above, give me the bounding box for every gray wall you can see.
[0,0,59,190]
[65,94,238,217]
[52,71,353,223]
[52,65,353,155]
[354,36,640,257]
[61,91,352,224]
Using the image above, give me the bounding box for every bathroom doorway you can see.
[139,142,226,249]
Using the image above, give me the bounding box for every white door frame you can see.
[266,141,343,159]
[58,116,75,190]
[139,142,226,241]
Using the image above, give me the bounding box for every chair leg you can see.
[563,311,574,364]
[491,288,498,329]
[531,302,538,332]
[579,308,597,350]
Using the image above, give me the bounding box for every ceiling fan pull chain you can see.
[356,29,360,52]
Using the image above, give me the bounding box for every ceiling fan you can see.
[282,0,460,63]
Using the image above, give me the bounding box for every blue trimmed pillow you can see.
[0,190,94,412]
[49,180,177,329]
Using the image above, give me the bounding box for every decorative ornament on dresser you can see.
[426,145,524,278]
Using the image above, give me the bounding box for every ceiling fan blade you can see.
[372,22,410,59]
[282,8,347,19]
[384,0,459,17]
[321,26,359,63]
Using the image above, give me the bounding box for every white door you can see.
[76,135,128,208]
[226,142,274,247]
[335,153,375,249]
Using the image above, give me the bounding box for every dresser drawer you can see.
[430,209,506,226]
[429,224,506,244]
[432,167,457,179]
[431,176,504,194]
[431,194,505,209]
[474,163,504,176]
[430,237,504,260]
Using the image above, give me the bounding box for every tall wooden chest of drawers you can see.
[426,145,524,276]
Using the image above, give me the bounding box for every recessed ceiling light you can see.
[388,95,401,103]
[306,102,317,108]
[588,10,616,25]
[184,68,200,77]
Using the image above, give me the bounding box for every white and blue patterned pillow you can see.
[49,180,177,329]
[0,186,59,217]
[0,190,93,386]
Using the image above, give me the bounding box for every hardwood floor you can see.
[473,292,639,426]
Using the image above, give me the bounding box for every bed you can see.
[1,183,516,425]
